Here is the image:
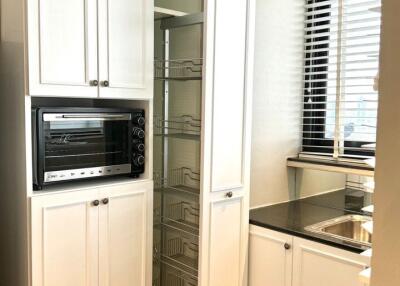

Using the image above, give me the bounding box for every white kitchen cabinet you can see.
[196,0,255,284]
[98,184,150,286]
[98,0,153,99]
[208,190,246,286]
[248,225,370,286]
[27,0,153,99]
[31,190,100,286]
[249,226,293,286]
[292,237,369,286]
[31,181,153,286]
[27,0,99,98]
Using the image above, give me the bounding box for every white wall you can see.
[250,0,304,208]
[295,169,346,198]
[370,0,400,284]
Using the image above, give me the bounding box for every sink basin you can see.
[305,215,372,247]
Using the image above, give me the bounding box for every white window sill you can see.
[287,156,375,177]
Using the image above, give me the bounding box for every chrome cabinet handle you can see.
[102,80,110,87]
[90,80,99,86]
[226,191,233,198]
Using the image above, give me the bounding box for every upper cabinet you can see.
[98,0,153,99]
[27,0,153,99]
[27,0,99,98]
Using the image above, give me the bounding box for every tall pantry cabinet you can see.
[152,0,255,286]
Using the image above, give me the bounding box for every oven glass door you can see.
[42,113,131,180]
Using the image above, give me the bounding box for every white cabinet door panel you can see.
[27,0,98,97]
[99,183,151,286]
[249,225,293,286]
[31,191,99,286]
[292,237,370,286]
[207,192,246,286]
[211,0,248,190]
[98,0,153,99]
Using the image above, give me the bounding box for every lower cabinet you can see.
[208,190,247,286]
[31,181,152,286]
[248,225,293,286]
[249,225,370,286]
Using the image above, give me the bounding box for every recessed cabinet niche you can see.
[27,0,153,99]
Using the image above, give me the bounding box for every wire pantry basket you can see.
[155,58,203,80]
[154,115,201,140]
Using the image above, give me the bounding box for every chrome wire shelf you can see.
[155,58,203,80]
[155,260,198,286]
[154,168,200,194]
[154,168,200,234]
[154,222,199,277]
[162,231,199,275]
[155,115,201,141]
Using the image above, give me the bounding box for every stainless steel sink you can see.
[305,215,372,247]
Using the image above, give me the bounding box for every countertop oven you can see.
[32,107,145,190]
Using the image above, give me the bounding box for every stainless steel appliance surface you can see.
[32,107,146,190]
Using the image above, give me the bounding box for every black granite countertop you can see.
[249,189,372,253]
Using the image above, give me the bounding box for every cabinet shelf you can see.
[153,259,198,286]
[156,133,201,141]
[161,225,199,275]
[160,260,198,284]
[154,6,188,20]
[154,167,200,196]
[155,59,203,80]
[159,185,200,197]
[161,255,198,276]
[155,115,201,141]
[162,219,199,237]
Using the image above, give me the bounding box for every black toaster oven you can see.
[32,107,145,190]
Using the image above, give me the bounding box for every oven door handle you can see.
[43,113,132,121]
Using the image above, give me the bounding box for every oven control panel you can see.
[131,110,146,176]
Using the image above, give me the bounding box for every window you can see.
[302,0,381,160]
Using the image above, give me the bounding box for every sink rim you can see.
[305,214,372,247]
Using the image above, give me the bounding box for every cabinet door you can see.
[31,191,99,286]
[248,226,293,286]
[27,0,98,97]
[292,237,370,286]
[98,182,153,286]
[205,190,247,286]
[209,0,249,190]
[98,0,153,99]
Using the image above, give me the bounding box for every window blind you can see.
[302,0,381,160]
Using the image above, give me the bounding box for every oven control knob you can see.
[135,116,145,126]
[134,143,145,153]
[133,127,145,139]
[134,155,145,166]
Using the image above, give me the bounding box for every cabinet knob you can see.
[284,243,291,250]
[226,191,233,198]
[102,80,110,87]
[102,198,109,205]
[90,80,99,86]
[93,200,100,207]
